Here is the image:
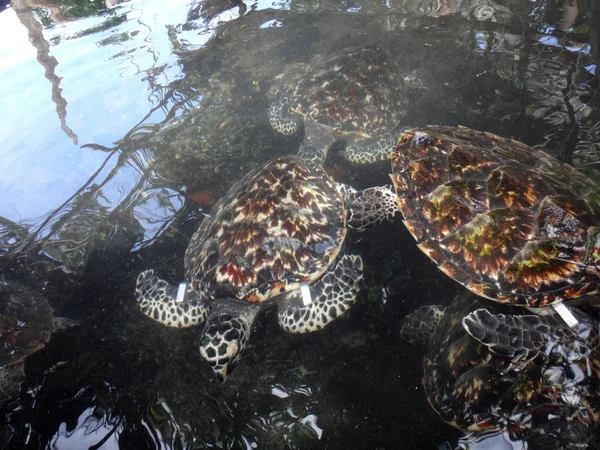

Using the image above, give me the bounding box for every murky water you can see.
[0,0,599,448]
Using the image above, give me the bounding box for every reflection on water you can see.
[0,0,599,448]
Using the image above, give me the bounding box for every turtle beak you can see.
[213,364,229,383]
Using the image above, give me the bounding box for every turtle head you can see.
[199,301,259,382]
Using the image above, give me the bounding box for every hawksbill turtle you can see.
[135,151,396,381]
[400,294,600,449]
[0,281,74,401]
[267,43,407,164]
[345,125,600,342]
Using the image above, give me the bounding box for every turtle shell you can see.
[391,125,600,307]
[0,282,56,367]
[423,295,600,446]
[184,156,346,303]
[269,44,407,139]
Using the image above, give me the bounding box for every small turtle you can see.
[0,281,73,401]
[401,294,600,449]
[268,44,407,163]
[135,155,396,381]
[347,125,600,339]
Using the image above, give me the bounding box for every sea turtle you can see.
[401,294,600,449]
[135,154,396,381]
[267,44,407,164]
[0,281,73,401]
[346,125,600,340]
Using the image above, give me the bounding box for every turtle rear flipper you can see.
[343,134,397,165]
[298,122,337,163]
[277,254,363,333]
[462,308,598,364]
[400,305,446,346]
[135,270,209,328]
[347,186,398,230]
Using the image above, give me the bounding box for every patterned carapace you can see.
[391,126,600,307]
[184,156,347,304]
[269,44,406,139]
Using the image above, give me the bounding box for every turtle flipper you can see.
[298,122,337,163]
[277,254,363,333]
[462,308,597,364]
[347,185,398,230]
[135,270,209,328]
[342,134,396,164]
[268,97,299,136]
[400,305,446,346]
[199,301,260,382]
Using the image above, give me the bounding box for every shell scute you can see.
[420,180,489,240]
[536,196,595,242]
[447,144,496,179]
[487,167,549,210]
[502,240,585,294]
[416,239,446,265]
[442,209,535,281]
[408,157,449,201]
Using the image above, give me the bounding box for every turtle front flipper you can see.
[462,308,598,365]
[400,305,446,346]
[346,185,398,230]
[342,134,397,165]
[199,301,261,382]
[277,254,363,333]
[135,270,209,328]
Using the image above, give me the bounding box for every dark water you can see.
[0,0,599,448]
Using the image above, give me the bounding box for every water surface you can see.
[0,0,599,448]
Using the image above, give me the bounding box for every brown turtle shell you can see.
[423,294,600,437]
[0,282,55,367]
[184,156,346,303]
[269,44,406,139]
[391,125,600,307]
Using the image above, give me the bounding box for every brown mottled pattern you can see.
[423,295,600,433]
[420,180,488,240]
[391,125,600,307]
[271,44,406,138]
[184,156,346,303]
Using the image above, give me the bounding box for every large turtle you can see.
[0,281,73,401]
[135,154,396,381]
[346,125,600,342]
[268,43,407,163]
[400,294,600,449]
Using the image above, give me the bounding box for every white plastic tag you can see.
[552,302,579,328]
[300,283,312,306]
[176,282,187,303]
